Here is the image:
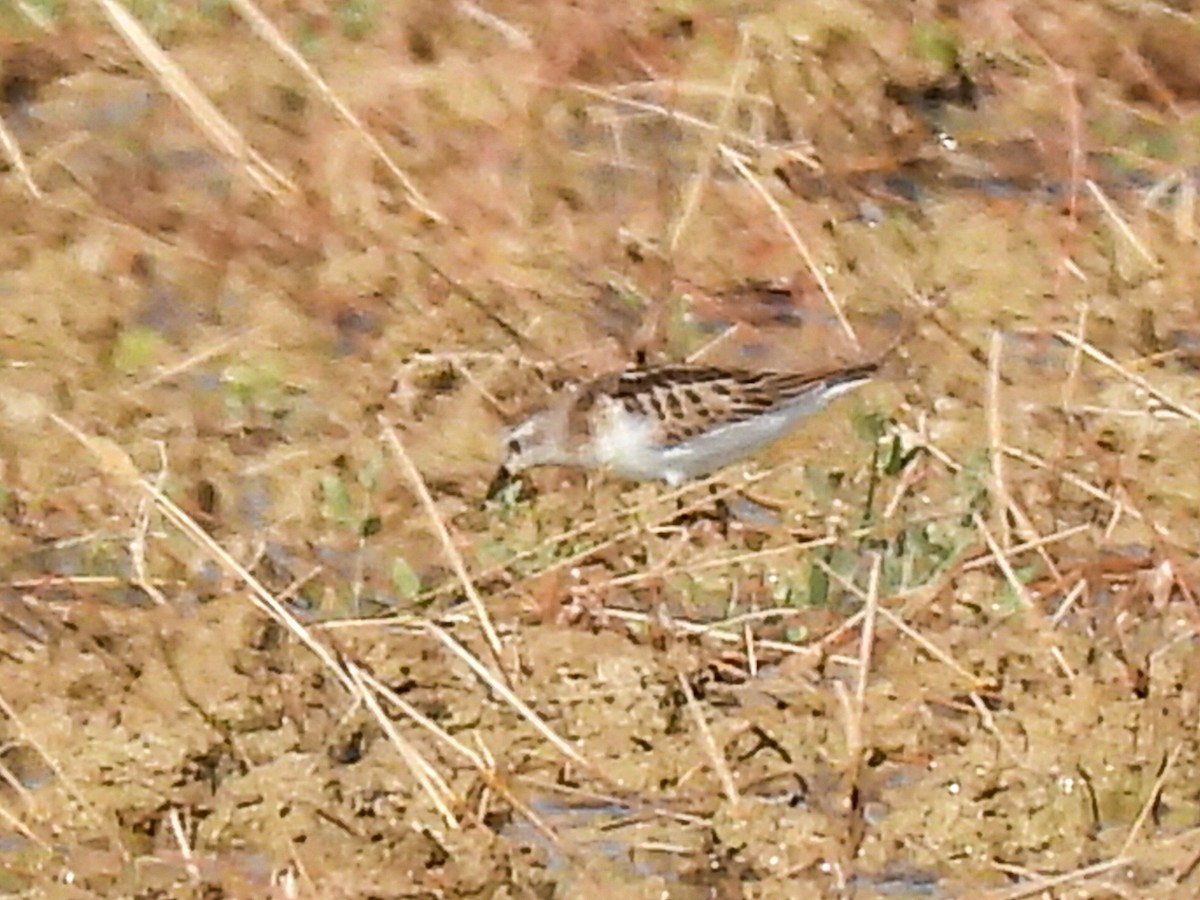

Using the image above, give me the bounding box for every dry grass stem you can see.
[12,0,53,28]
[960,523,1091,573]
[675,671,739,804]
[970,513,1032,609]
[1054,330,1200,427]
[603,606,833,659]
[424,623,594,772]
[0,111,42,199]
[967,692,1022,767]
[497,474,766,598]
[455,1,533,48]
[1062,301,1090,414]
[834,554,881,837]
[51,413,358,695]
[0,798,48,853]
[1119,742,1182,857]
[381,420,508,680]
[127,328,258,394]
[356,666,565,848]
[972,512,1074,681]
[346,663,461,829]
[1085,178,1157,266]
[669,28,754,253]
[6,574,177,589]
[832,679,858,777]
[1049,578,1089,626]
[812,556,980,685]
[165,807,200,884]
[1002,495,1062,582]
[1002,444,1155,529]
[720,144,857,348]
[0,689,120,853]
[986,330,1012,548]
[739,617,758,677]
[354,665,484,770]
[699,591,839,632]
[853,554,881,717]
[571,82,819,169]
[986,857,1131,900]
[880,443,930,520]
[0,759,35,812]
[226,0,444,222]
[604,535,837,590]
[91,0,294,196]
[878,607,979,686]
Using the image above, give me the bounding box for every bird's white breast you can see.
[590,403,676,482]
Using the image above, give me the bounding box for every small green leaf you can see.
[910,20,958,68]
[488,479,525,510]
[23,0,63,20]
[338,0,378,40]
[357,457,382,492]
[390,557,422,600]
[320,474,354,524]
[784,625,810,643]
[854,410,888,443]
[223,359,283,408]
[808,560,829,606]
[883,434,907,476]
[111,326,162,374]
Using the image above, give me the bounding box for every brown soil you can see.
[2,1,1200,897]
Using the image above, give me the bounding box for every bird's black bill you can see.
[486,465,535,503]
[486,465,513,500]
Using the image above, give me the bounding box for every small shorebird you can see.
[489,360,878,492]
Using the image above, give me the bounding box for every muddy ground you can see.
[2,1,1200,897]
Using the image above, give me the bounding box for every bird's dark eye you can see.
[507,438,521,453]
